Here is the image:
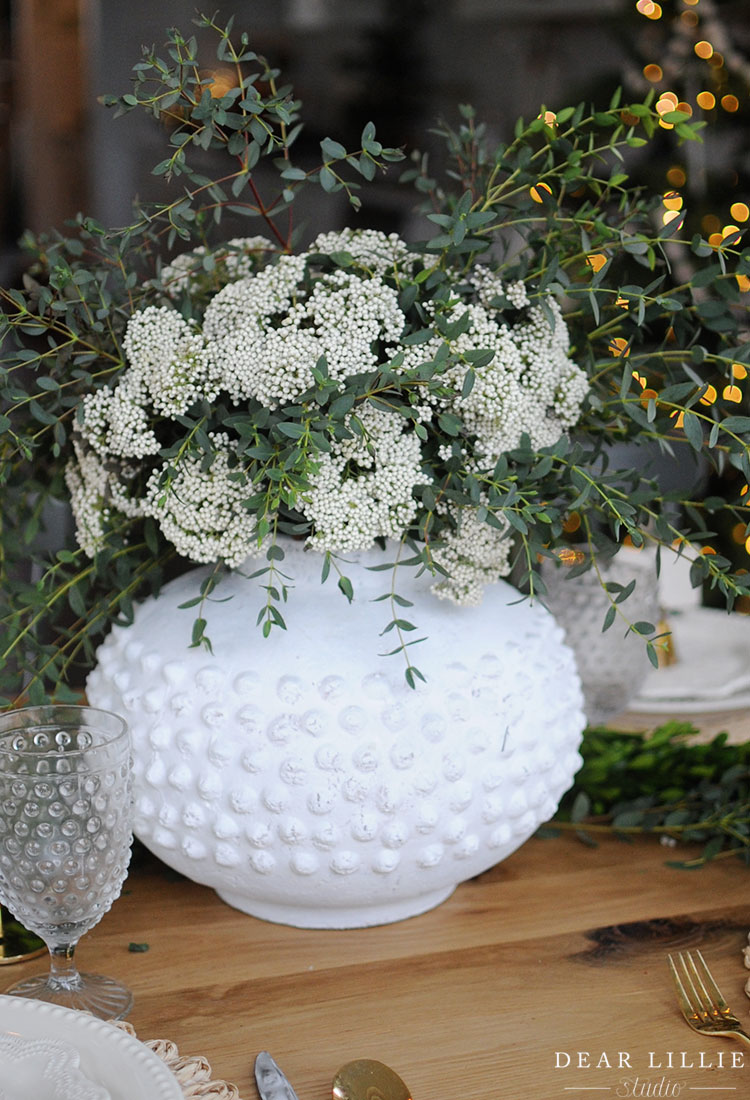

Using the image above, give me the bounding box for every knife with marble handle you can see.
[255,1052,301,1100]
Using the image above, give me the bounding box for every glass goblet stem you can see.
[47,942,84,993]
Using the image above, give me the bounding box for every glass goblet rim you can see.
[0,705,129,763]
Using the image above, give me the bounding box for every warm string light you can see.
[636,0,748,265]
[631,358,746,433]
[529,181,552,203]
[586,253,608,273]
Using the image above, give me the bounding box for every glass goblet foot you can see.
[4,969,133,1020]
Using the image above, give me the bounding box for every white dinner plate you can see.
[633,606,750,714]
[0,995,183,1100]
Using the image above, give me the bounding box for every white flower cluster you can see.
[430,503,513,606]
[65,440,112,556]
[158,237,274,299]
[79,379,159,460]
[141,434,258,568]
[202,233,407,408]
[469,266,528,311]
[311,227,414,277]
[67,228,589,606]
[303,406,424,552]
[395,277,588,458]
[122,306,220,417]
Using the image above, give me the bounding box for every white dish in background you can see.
[0,995,182,1100]
[633,606,750,714]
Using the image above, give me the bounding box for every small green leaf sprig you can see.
[548,722,750,868]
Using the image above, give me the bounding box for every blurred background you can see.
[0,0,748,583]
[0,0,748,255]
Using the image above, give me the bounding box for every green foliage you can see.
[549,722,750,868]
[1,14,749,703]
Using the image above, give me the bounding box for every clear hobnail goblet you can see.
[0,704,133,1019]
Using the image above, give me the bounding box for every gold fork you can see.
[668,949,750,1047]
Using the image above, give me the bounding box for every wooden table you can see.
[6,704,749,1099]
[73,823,750,1099]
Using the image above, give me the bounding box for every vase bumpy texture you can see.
[86,542,585,927]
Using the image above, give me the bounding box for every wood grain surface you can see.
[68,819,750,1099]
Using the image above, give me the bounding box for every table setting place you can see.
[1,701,750,1100]
[0,704,408,1100]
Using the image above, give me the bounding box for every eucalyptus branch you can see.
[376,535,427,689]
[1,14,748,704]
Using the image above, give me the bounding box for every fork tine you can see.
[681,951,714,1015]
[690,949,730,1012]
[668,953,699,1020]
[672,952,708,1016]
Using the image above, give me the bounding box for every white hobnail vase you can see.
[86,540,585,928]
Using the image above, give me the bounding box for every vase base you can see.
[215,884,457,929]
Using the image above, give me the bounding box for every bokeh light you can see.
[667,166,687,187]
[586,253,608,272]
[723,385,743,403]
[656,92,679,114]
[643,64,663,82]
[696,91,716,110]
[695,41,714,60]
[721,95,739,113]
[732,363,748,380]
[530,181,553,203]
[730,203,750,223]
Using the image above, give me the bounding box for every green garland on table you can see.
[546,721,750,868]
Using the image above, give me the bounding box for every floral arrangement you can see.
[1,14,749,704]
[69,227,587,606]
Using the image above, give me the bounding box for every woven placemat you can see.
[116,1021,242,1098]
